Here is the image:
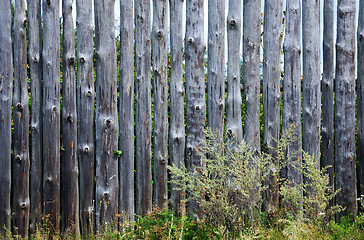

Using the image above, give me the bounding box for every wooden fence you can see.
[0,0,362,237]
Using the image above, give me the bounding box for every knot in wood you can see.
[80,56,85,63]
[67,115,73,123]
[87,90,92,97]
[47,0,51,5]
[16,103,23,111]
[161,158,166,164]
[157,30,163,39]
[69,56,75,64]
[23,19,27,28]
[188,37,193,45]
[105,119,112,128]
[15,155,22,162]
[33,56,38,63]
[83,146,89,153]
[230,19,237,29]
[52,106,57,112]
[195,105,200,110]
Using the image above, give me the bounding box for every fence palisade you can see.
[76,0,95,234]
[262,0,283,216]
[135,0,152,216]
[0,0,362,235]
[0,0,13,236]
[119,0,135,223]
[335,0,357,221]
[169,0,185,215]
[28,0,42,234]
[208,0,225,136]
[226,0,242,145]
[282,0,302,211]
[94,0,119,229]
[358,0,364,198]
[42,0,61,232]
[185,0,206,220]
[322,0,335,207]
[61,0,79,235]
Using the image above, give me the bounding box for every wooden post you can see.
[282,0,302,211]
[135,0,152,216]
[302,0,321,167]
[335,0,357,221]
[262,0,283,216]
[207,0,225,136]
[185,0,206,219]
[226,0,242,145]
[0,0,13,236]
[358,0,364,198]
[12,0,30,237]
[243,0,261,214]
[119,0,135,222]
[76,0,95,234]
[62,0,79,235]
[94,0,119,229]
[322,0,335,206]
[153,0,169,210]
[42,0,61,232]
[28,0,43,234]
[169,0,186,215]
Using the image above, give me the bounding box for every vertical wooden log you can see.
[62,0,79,235]
[243,0,261,156]
[94,0,119,229]
[185,0,206,219]
[243,0,261,215]
[322,0,334,206]
[153,0,169,210]
[335,0,357,221]
[119,0,134,222]
[358,0,364,197]
[262,0,283,216]
[76,0,95,234]
[282,0,302,211]
[169,0,185,215]
[28,0,42,234]
[302,0,320,165]
[135,0,152,216]
[42,0,61,232]
[0,0,13,236]
[207,0,225,136]
[12,0,30,237]
[226,0,242,145]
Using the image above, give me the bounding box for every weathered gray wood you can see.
[282,0,302,211]
[358,0,364,197]
[302,0,321,165]
[262,0,283,216]
[243,0,261,156]
[135,0,152,216]
[185,0,206,219]
[207,0,225,136]
[226,0,242,145]
[62,0,79,235]
[0,0,13,236]
[42,0,61,231]
[335,0,357,221]
[28,0,42,234]
[322,0,334,206]
[94,0,119,229]
[119,0,134,222]
[76,0,95,234]
[243,0,261,216]
[12,0,30,237]
[153,0,169,210]
[169,0,185,215]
